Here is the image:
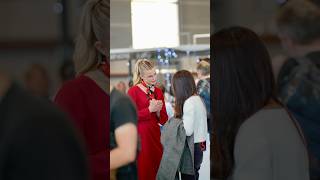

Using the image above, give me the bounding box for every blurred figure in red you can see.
[54,0,109,180]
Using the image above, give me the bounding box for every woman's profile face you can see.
[141,68,157,85]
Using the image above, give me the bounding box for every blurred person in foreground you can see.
[54,0,109,179]
[0,69,88,179]
[211,26,309,180]
[110,87,138,180]
[276,0,320,178]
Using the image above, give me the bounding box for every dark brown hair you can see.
[211,26,277,179]
[172,70,197,118]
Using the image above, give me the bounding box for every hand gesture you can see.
[148,99,163,112]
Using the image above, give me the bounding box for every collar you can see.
[141,80,156,99]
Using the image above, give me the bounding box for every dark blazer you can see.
[0,84,89,180]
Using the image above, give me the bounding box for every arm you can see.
[110,123,138,170]
[127,88,152,122]
[9,109,89,180]
[110,92,138,169]
[182,99,195,136]
[157,89,168,125]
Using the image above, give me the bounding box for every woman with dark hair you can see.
[172,70,208,180]
[211,26,309,180]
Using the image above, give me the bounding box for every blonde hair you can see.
[196,60,210,76]
[133,59,155,85]
[73,0,109,75]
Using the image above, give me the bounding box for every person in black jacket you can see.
[0,70,89,180]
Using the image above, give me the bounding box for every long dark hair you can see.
[172,70,197,119]
[211,26,277,179]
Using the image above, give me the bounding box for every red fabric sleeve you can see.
[156,88,168,125]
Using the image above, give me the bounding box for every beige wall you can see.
[212,0,278,34]
[110,0,210,49]
[110,0,210,83]
[0,0,60,41]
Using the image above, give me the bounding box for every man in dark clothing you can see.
[0,71,89,180]
[276,1,320,179]
[110,88,138,180]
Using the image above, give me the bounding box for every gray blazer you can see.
[230,108,309,180]
[157,117,194,180]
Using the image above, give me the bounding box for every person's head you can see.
[115,81,127,93]
[196,60,210,79]
[73,0,109,75]
[172,70,197,119]
[211,26,276,179]
[24,64,50,98]
[133,59,156,86]
[276,0,320,57]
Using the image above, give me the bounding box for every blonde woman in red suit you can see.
[127,59,168,180]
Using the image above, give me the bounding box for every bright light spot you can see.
[131,0,179,49]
